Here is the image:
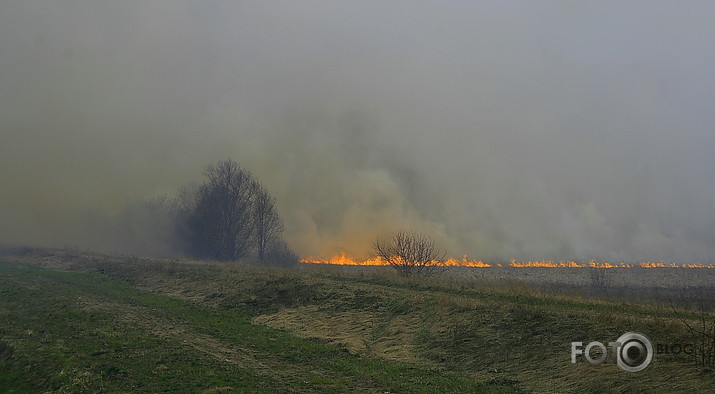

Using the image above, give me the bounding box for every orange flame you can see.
[300,252,388,266]
[300,253,715,268]
[442,256,491,267]
[300,253,490,267]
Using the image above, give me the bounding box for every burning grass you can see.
[301,252,715,269]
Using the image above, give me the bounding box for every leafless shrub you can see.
[373,231,445,277]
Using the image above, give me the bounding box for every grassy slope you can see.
[0,259,505,393]
[1,250,714,393]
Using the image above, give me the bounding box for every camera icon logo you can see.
[613,332,653,372]
[571,332,653,372]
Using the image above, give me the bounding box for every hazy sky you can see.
[2,1,714,262]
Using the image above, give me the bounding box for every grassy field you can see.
[1,249,714,393]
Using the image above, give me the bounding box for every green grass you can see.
[0,260,502,393]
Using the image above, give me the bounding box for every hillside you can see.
[1,249,713,393]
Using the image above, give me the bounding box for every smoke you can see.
[2,1,714,261]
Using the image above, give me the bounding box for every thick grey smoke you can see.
[2,1,714,262]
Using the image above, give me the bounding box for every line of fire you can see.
[300,253,715,268]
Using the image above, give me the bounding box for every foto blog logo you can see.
[571,332,653,372]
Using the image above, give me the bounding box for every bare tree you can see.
[186,159,258,261]
[176,159,297,264]
[373,231,445,277]
[253,186,284,261]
